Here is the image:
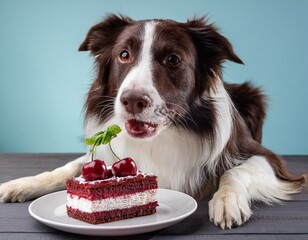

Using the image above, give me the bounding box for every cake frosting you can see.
[67,189,157,213]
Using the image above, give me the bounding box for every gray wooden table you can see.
[0,153,307,240]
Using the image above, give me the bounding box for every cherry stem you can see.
[91,137,101,161]
[90,146,95,161]
[109,141,121,161]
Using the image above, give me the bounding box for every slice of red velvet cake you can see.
[66,124,158,224]
[66,171,158,224]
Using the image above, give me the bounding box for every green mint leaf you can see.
[85,138,95,145]
[85,124,122,161]
[98,124,122,145]
[100,131,112,145]
[107,124,122,135]
[84,131,104,146]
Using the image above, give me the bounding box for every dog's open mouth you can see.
[125,119,158,138]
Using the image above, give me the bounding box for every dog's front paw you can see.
[208,190,252,229]
[0,177,39,203]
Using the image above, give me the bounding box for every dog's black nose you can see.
[120,90,152,114]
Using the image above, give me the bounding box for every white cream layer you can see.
[67,189,157,213]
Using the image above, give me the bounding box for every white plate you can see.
[29,188,197,236]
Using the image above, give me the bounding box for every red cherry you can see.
[106,168,114,178]
[82,159,107,181]
[111,157,137,177]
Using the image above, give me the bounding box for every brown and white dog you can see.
[0,15,306,229]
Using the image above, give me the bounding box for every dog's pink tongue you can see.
[125,119,157,138]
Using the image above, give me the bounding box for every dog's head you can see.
[81,15,243,139]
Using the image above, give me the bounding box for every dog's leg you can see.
[0,154,87,202]
[209,155,301,229]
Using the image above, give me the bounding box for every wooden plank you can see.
[0,153,82,182]
[0,202,51,233]
[0,233,308,240]
[283,155,308,176]
[0,233,142,240]
[158,201,308,235]
[152,235,308,240]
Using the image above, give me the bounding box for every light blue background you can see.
[0,0,307,154]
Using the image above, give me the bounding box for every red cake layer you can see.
[66,173,158,200]
[67,202,158,224]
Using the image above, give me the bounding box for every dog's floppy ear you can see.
[82,15,132,121]
[184,17,243,95]
[184,17,243,66]
[79,14,132,54]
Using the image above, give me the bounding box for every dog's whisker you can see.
[98,106,114,120]
[164,102,199,128]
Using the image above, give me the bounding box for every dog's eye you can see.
[119,50,131,63]
[166,54,181,66]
